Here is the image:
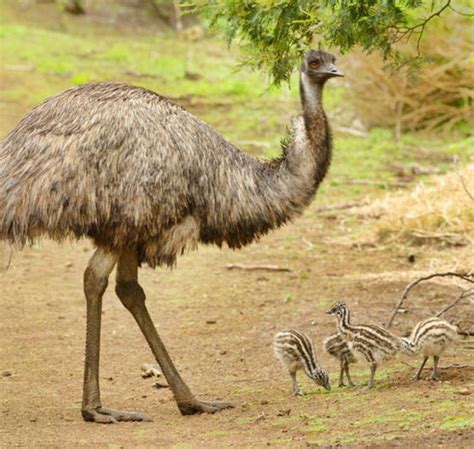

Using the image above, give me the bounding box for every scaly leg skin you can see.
[338,363,345,387]
[362,364,376,393]
[345,365,355,387]
[290,371,304,396]
[429,356,441,381]
[115,249,234,416]
[412,356,428,381]
[82,248,151,424]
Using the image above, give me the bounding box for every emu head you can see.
[326,302,349,320]
[301,50,343,83]
[310,368,331,391]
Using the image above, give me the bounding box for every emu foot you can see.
[178,399,234,416]
[411,373,422,381]
[293,388,305,396]
[338,382,345,388]
[361,384,373,393]
[82,407,152,424]
[429,373,440,381]
[348,381,356,387]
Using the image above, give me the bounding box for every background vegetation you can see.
[0,1,473,447]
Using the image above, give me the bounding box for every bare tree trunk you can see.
[173,1,183,32]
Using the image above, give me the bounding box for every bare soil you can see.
[1,212,473,448]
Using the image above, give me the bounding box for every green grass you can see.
[439,416,474,431]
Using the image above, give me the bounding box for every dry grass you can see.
[355,164,474,251]
[345,12,473,135]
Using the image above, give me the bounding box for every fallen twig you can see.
[436,288,474,317]
[315,199,370,213]
[334,125,369,138]
[386,272,474,328]
[453,154,474,202]
[225,263,291,272]
[331,178,411,188]
[408,230,470,247]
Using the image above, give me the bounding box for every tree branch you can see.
[436,288,474,318]
[393,0,452,54]
[386,272,474,328]
[225,263,292,272]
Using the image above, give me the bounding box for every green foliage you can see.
[191,0,461,85]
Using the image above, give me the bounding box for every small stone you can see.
[206,320,217,325]
[65,262,73,268]
[2,371,12,377]
[260,400,268,405]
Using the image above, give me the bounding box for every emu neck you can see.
[336,311,353,339]
[300,73,324,116]
[199,72,333,251]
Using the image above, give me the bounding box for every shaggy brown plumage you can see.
[0,51,341,268]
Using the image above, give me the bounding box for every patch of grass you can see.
[307,417,328,433]
[134,428,146,438]
[232,386,262,395]
[439,416,474,431]
[272,437,293,445]
[204,430,228,437]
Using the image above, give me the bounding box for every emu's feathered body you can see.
[0,82,329,267]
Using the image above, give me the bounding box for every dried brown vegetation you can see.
[356,165,474,250]
[345,12,473,135]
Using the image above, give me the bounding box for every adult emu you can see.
[0,50,342,423]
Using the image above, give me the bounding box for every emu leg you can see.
[82,248,150,423]
[115,249,234,415]
[429,356,440,381]
[290,370,304,396]
[345,365,355,387]
[362,363,376,392]
[412,356,428,381]
[338,362,345,387]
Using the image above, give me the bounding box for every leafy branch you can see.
[187,0,470,85]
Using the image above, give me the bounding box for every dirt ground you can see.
[1,210,473,448]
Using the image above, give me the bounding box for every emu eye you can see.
[309,61,320,70]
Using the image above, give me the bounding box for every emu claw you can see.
[178,399,234,415]
[82,407,152,424]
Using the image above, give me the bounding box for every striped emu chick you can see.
[401,317,459,381]
[274,330,331,396]
[323,332,357,387]
[327,302,402,391]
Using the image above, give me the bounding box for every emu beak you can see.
[325,63,344,77]
[325,384,331,391]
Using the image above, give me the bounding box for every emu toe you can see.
[82,407,152,424]
[178,399,234,415]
